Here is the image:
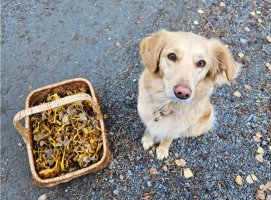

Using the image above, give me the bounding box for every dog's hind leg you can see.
[142,129,154,150]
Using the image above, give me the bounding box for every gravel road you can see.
[1,0,271,199]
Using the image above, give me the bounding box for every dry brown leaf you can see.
[266,182,271,191]
[162,165,168,171]
[255,154,264,162]
[151,145,156,152]
[246,174,254,184]
[235,175,242,185]
[175,159,186,167]
[258,19,262,23]
[252,1,257,4]
[266,62,271,70]
[244,84,252,90]
[198,9,204,14]
[234,91,241,97]
[253,135,261,143]
[38,194,47,200]
[251,174,258,181]
[256,190,265,200]
[220,2,226,6]
[150,167,159,175]
[256,132,263,138]
[183,168,193,178]
[250,11,256,16]
[260,184,267,191]
[194,21,199,25]
[238,53,244,58]
[116,42,120,46]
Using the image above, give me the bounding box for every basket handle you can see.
[13,93,103,144]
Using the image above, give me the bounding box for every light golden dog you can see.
[137,30,241,160]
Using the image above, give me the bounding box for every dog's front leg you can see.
[142,129,154,150]
[156,138,173,160]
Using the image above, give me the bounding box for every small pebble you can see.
[65,189,68,192]
[113,189,119,195]
[119,175,123,180]
[109,179,114,183]
[18,143,22,146]
[147,181,152,187]
[240,38,246,44]
[133,79,137,82]
[244,27,250,32]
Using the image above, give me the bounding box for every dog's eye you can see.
[168,53,177,61]
[197,60,206,67]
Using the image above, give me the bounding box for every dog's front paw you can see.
[156,146,169,160]
[142,135,154,150]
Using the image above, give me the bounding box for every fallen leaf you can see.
[246,174,253,184]
[256,10,261,14]
[244,84,252,90]
[255,154,264,162]
[29,85,32,91]
[175,159,186,167]
[253,135,261,143]
[250,11,256,16]
[258,19,262,23]
[0,175,7,185]
[260,184,267,191]
[162,165,168,171]
[251,174,258,181]
[198,9,204,14]
[235,175,242,185]
[116,42,120,46]
[183,168,193,178]
[257,147,264,155]
[266,194,271,200]
[220,2,226,7]
[38,194,47,200]
[238,52,244,58]
[252,1,257,4]
[151,145,156,152]
[256,132,263,138]
[234,91,241,97]
[150,167,159,175]
[194,21,199,25]
[256,190,265,200]
[267,36,271,43]
[266,182,271,191]
[224,44,229,48]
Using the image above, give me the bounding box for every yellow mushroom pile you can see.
[31,88,103,179]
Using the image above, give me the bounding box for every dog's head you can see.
[140,29,236,103]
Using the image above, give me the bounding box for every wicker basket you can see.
[13,78,110,187]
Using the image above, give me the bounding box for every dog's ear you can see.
[140,29,169,74]
[208,39,236,82]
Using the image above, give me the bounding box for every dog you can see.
[137,30,241,160]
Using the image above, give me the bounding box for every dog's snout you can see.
[174,85,191,100]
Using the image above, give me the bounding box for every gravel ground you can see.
[1,0,271,199]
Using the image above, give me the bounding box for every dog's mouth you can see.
[168,95,193,103]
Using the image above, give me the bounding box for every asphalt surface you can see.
[1,0,271,199]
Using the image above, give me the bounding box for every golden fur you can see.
[137,30,241,160]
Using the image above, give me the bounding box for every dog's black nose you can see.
[174,85,191,100]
